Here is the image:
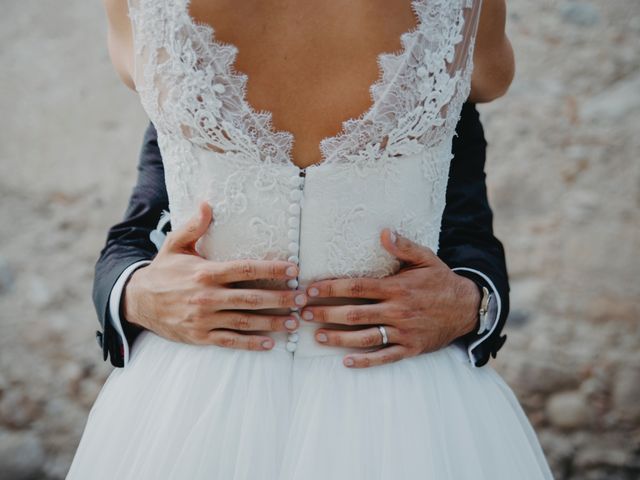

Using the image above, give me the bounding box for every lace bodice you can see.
[127,0,482,290]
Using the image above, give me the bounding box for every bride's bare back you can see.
[103,0,513,168]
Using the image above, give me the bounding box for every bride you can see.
[68,0,554,478]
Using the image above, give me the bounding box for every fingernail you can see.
[389,230,397,244]
[316,332,327,343]
[285,318,298,330]
[302,310,314,321]
[286,266,297,277]
[344,357,354,367]
[262,339,273,349]
[294,294,307,306]
[308,287,319,297]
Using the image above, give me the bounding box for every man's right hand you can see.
[122,200,306,350]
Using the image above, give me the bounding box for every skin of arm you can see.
[469,0,515,103]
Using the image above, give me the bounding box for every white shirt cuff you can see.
[451,267,502,366]
[108,260,152,366]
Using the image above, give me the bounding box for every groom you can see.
[93,102,509,369]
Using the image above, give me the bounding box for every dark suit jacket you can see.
[93,102,509,368]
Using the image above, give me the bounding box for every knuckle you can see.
[392,305,414,320]
[193,268,211,284]
[231,314,252,330]
[269,316,282,331]
[325,283,335,298]
[361,333,378,347]
[218,334,237,348]
[244,293,262,308]
[279,293,292,308]
[346,308,363,324]
[268,263,280,278]
[237,261,257,279]
[358,357,371,368]
[349,280,365,297]
[387,282,408,298]
[316,308,328,323]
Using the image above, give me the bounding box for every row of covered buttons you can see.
[286,170,306,353]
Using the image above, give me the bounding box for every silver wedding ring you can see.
[377,325,389,345]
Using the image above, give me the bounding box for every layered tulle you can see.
[67,330,553,479]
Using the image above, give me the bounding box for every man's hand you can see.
[300,228,481,368]
[122,201,307,350]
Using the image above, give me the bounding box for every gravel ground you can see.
[1,1,639,478]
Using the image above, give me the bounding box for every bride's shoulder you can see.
[102,0,135,90]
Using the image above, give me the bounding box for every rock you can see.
[546,390,591,430]
[0,430,46,480]
[560,2,600,27]
[0,391,41,429]
[510,357,581,395]
[611,364,640,423]
[0,255,14,294]
[582,71,640,122]
[538,430,574,478]
[28,276,53,309]
[574,445,632,470]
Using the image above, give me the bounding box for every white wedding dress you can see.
[68,0,554,478]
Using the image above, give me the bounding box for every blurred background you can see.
[1,0,639,478]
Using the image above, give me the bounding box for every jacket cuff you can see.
[451,267,502,367]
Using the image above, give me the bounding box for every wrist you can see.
[455,275,482,337]
[122,266,149,329]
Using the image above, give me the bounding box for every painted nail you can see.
[316,333,327,343]
[285,318,298,330]
[262,339,273,349]
[302,310,314,321]
[294,294,307,306]
[308,287,319,297]
[344,357,354,367]
[286,266,298,277]
[389,230,397,244]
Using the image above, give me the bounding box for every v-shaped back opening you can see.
[181,0,424,170]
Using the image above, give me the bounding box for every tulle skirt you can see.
[67,329,553,479]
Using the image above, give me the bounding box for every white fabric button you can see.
[288,217,299,228]
[287,255,299,264]
[286,341,297,352]
[288,242,299,254]
[287,229,299,241]
[288,332,299,342]
[288,203,301,215]
[287,279,298,289]
[289,175,302,187]
[289,189,302,201]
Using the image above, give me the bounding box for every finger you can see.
[379,228,437,267]
[165,201,212,252]
[212,259,299,283]
[211,311,299,332]
[300,304,387,325]
[306,277,390,300]
[202,329,276,351]
[314,325,400,348]
[343,344,408,368]
[219,289,307,310]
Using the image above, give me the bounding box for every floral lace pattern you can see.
[126,0,483,282]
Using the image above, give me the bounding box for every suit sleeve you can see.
[438,102,510,367]
[92,122,169,368]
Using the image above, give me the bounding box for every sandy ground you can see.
[1,1,639,478]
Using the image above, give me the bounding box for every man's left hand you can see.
[299,228,481,368]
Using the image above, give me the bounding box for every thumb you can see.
[380,228,437,267]
[165,201,213,253]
